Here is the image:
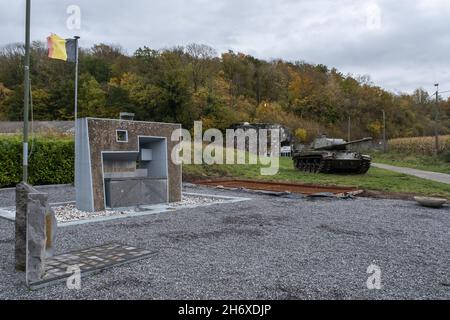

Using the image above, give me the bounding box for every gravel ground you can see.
[0,184,449,300]
[52,195,227,223]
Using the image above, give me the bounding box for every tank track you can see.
[294,157,371,174]
[294,156,329,174]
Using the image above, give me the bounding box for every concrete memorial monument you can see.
[75,117,182,212]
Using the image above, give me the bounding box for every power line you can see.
[427,89,450,97]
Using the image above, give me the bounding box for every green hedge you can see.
[0,136,74,188]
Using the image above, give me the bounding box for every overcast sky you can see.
[1,0,449,95]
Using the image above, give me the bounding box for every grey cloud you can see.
[1,0,449,93]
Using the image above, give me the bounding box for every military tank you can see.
[292,136,372,174]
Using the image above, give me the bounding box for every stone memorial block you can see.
[15,183,58,282]
[26,190,48,284]
[15,183,34,271]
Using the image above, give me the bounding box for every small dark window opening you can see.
[116,130,128,142]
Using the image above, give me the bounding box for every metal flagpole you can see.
[74,36,80,194]
[23,0,31,183]
[74,36,80,125]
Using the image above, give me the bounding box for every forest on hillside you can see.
[0,42,449,141]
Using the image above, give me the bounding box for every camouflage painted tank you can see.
[292,136,372,174]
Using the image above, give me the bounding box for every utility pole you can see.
[382,110,387,153]
[23,0,31,183]
[434,83,440,156]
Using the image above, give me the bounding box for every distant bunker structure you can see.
[229,122,293,151]
[75,118,182,212]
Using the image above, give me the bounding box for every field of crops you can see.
[388,135,450,155]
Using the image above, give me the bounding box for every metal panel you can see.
[75,118,95,212]
[105,178,168,208]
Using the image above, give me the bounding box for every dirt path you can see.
[372,163,450,185]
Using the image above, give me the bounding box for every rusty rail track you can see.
[194,179,363,196]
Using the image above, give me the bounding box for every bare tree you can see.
[186,43,217,92]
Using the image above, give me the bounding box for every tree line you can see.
[0,42,449,141]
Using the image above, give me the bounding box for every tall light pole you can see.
[23,0,31,183]
[434,83,440,156]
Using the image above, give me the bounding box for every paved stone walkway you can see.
[29,243,154,289]
[372,163,450,185]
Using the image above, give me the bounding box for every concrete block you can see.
[15,183,58,284]
[15,183,35,271]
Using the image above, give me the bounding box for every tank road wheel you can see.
[304,162,309,173]
[317,160,326,173]
[300,161,306,171]
[313,160,319,173]
[320,159,333,174]
[302,162,308,172]
[294,159,307,172]
[304,162,311,173]
[295,159,303,171]
[297,160,303,171]
[313,160,321,173]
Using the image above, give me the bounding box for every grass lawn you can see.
[372,151,450,174]
[184,157,450,199]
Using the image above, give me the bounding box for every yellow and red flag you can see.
[47,34,77,62]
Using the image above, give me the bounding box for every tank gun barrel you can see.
[343,137,373,146]
[314,137,373,151]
